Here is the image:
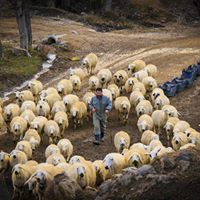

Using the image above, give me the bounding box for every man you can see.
[89,88,112,145]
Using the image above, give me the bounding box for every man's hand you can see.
[92,107,96,113]
[105,110,109,114]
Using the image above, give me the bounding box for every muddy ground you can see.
[0,13,200,199]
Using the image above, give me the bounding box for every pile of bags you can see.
[160,62,200,97]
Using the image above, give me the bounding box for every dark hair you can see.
[96,87,103,92]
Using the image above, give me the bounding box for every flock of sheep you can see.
[0,52,199,200]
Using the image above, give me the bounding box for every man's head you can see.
[95,88,103,97]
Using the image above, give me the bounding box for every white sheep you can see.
[113,70,128,92]
[107,84,120,100]
[56,79,73,96]
[40,87,58,98]
[51,100,66,117]
[180,143,196,150]
[151,88,164,103]
[154,94,170,110]
[114,96,131,125]
[53,111,68,138]
[70,101,87,129]
[129,91,145,107]
[97,69,112,88]
[103,153,126,178]
[20,109,36,126]
[41,93,62,109]
[57,138,73,162]
[103,89,113,102]
[114,131,130,153]
[69,67,86,81]
[172,132,189,150]
[127,59,146,75]
[82,92,95,112]
[10,116,28,142]
[15,90,34,105]
[136,100,153,117]
[82,53,98,75]
[63,94,79,112]
[0,151,10,173]
[151,110,168,134]
[162,105,180,118]
[46,153,66,166]
[23,129,41,151]
[0,113,4,130]
[28,80,43,102]
[9,150,28,167]
[89,75,100,91]
[133,70,148,82]
[69,75,81,91]
[149,139,163,151]
[142,76,158,92]
[45,144,60,159]
[69,155,86,164]
[124,77,139,93]
[21,100,36,114]
[187,130,200,146]
[143,64,158,78]
[44,120,60,144]
[141,130,159,145]
[132,82,146,96]
[173,120,190,135]
[15,140,32,159]
[129,143,150,152]
[36,100,50,118]
[137,114,154,134]
[3,103,21,123]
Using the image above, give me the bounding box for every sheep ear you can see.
[177,111,181,116]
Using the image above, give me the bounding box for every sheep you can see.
[69,67,86,81]
[172,132,189,150]
[173,120,190,135]
[36,100,51,118]
[56,79,73,96]
[89,75,100,91]
[45,144,60,159]
[132,82,146,96]
[69,155,86,164]
[114,96,131,125]
[97,69,112,88]
[69,75,81,91]
[141,130,159,145]
[70,101,87,129]
[133,70,149,82]
[152,110,168,135]
[154,94,170,110]
[53,111,68,138]
[124,77,139,93]
[107,84,120,100]
[41,93,62,109]
[93,160,108,185]
[15,140,32,159]
[3,103,21,123]
[28,80,43,102]
[56,162,71,173]
[82,92,95,114]
[151,88,164,104]
[127,59,146,75]
[10,116,28,142]
[0,151,10,173]
[162,105,180,118]
[30,116,48,137]
[26,160,38,166]
[46,153,66,166]
[129,91,145,107]
[9,149,28,167]
[0,113,4,129]
[81,53,98,75]
[125,147,150,168]
[23,129,41,151]
[69,161,96,189]
[114,131,130,153]
[129,143,150,152]
[63,94,79,112]
[164,117,180,142]
[20,109,36,126]
[187,130,200,146]
[103,89,113,102]
[21,100,36,114]
[180,143,196,150]
[15,90,34,105]
[44,120,60,144]
[57,138,73,162]
[136,100,153,117]
[51,100,66,117]
[103,153,126,178]
[142,76,158,92]
[40,87,58,98]
[113,70,128,92]
[143,64,158,78]
[149,139,163,151]
[137,114,154,134]
[12,163,36,200]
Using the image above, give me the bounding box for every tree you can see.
[104,0,112,12]
[9,0,32,50]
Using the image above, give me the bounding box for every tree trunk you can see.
[104,0,112,12]
[25,5,32,48]
[0,40,3,60]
